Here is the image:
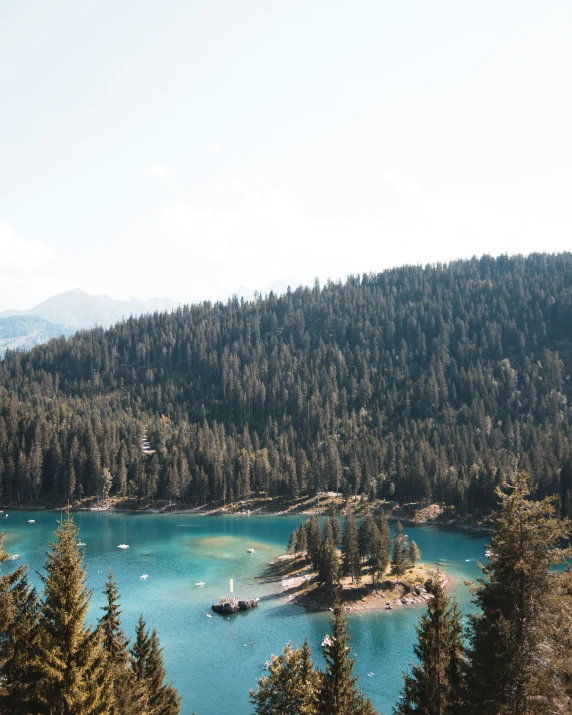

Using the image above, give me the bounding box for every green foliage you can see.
[395,574,465,715]
[341,514,361,584]
[30,514,112,714]
[1,255,572,515]
[250,640,320,715]
[318,602,378,715]
[465,473,572,714]
[131,615,181,715]
[407,541,421,568]
[0,534,40,713]
[392,522,408,577]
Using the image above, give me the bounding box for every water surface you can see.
[1,512,487,715]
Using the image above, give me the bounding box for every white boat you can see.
[195,581,205,586]
[247,548,255,553]
[204,611,212,618]
[8,554,19,561]
[77,542,86,547]
[28,519,35,524]
[4,514,8,518]
[140,574,149,580]
[117,544,129,549]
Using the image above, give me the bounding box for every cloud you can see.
[146,163,169,180]
[383,172,424,200]
[0,223,53,269]
[162,174,572,296]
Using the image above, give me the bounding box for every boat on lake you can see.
[117,544,129,549]
[247,548,255,553]
[140,574,149,580]
[195,581,205,586]
[28,520,35,524]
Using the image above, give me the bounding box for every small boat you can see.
[247,548,255,553]
[28,520,35,524]
[367,672,374,678]
[263,661,271,670]
[204,611,212,618]
[195,581,205,586]
[117,544,129,549]
[4,514,8,518]
[77,542,86,547]
[8,554,19,561]
[140,574,149,580]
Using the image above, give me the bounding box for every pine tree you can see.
[341,514,361,584]
[250,640,319,715]
[131,615,181,715]
[395,574,465,715]
[296,522,308,558]
[31,513,111,714]
[318,601,378,715]
[407,541,421,568]
[369,523,390,585]
[0,533,40,713]
[358,513,375,564]
[391,521,407,577]
[465,472,572,714]
[305,517,323,571]
[100,572,145,715]
[318,532,341,603]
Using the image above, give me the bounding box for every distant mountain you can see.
[0,289,178,355]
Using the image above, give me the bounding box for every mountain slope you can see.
[0,289,178,355]
[0,253,571,513]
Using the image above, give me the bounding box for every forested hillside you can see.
[1,253,572,515]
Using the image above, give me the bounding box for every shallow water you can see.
[1,512,487,715]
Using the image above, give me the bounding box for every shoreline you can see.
[0,497,493,534]
[267,554,449,614]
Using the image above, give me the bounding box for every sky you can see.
[1,0,571,311]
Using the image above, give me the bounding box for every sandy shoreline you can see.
[268,554,449,614]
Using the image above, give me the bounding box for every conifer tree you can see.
[465,473,571,714]
[391,521,407,577]
[328,514,342,547]
[31,513,111,714]
[407,541,420,568]
[296,522,308,558]
[341,514,361,584]
[318,532,341,603]
[305,517,323,571]
[131,614,181,715]
[318,602,378,715]
[0,534,40,713]
[358,513,375,564]
[250,640,319,715]
[100,572,145,715]
[395,574,464,715]
[369,523,389,585]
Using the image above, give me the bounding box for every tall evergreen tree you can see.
[341,514,361,584]
[391,521,407,577]
[465,473,572,714]
[395,574,464,715]
[0,533,40,713]
[131,615,181,715]
[100,572,145,715]
[31,513,111,714]
[318,601,378,715]
[250,640,319,715]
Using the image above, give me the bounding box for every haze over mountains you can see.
[0,289,179,355]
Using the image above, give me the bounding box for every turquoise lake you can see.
[0,512,488,715]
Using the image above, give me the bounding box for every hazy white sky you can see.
[1,1,571,311]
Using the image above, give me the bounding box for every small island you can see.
[212,596,259,615]
[264,512,447,612]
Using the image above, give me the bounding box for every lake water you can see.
[0,512,488,715]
